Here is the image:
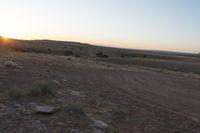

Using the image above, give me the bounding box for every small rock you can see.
[24,111,32,115]
[58,97,65,102]
[69,90,86,97]
[52,80,59,85]
[89,117,109,133]
[58,90,66,95]
[34,105,60,114]
[88,114,108,130]
[62,79,68,82]
[92,119,108,128]
[68,129,83,133]
[192,117,200,122]
[55,122,66,127]
[94,129,104,133]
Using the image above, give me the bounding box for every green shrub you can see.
[111,107,128,119]
[28,83,53,96]
[76,55,80,58]
[65,50,74,56]
[96,52,109,58]
[5,82,54,100]
[6,89,25,100]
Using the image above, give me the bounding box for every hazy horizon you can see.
[0,0,200,53]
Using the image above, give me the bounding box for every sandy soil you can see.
[0,49,200,133]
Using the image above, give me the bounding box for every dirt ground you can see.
[0,49,200,133]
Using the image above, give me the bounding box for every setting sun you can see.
[0,9,30,39]
[0,33,17,39]
[1,36,8,40]
[0,25,17,39]
[0,22,21,39]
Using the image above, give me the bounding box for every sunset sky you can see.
[0,0,200,53]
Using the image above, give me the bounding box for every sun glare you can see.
[0,13,23,39]
[2,36,9,40]
[0,31,18,39]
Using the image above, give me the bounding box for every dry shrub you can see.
[63,101,86,117]
[4,61,18,68]
[4,82,54,100]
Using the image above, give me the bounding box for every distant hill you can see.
[1,37,200,59]
[1,37,200,74]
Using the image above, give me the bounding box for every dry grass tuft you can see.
[4,61,18,68]
[4,82,54,100]
[28,82,54,97]
[63,101,86,117]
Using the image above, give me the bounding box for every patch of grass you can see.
[4,82,54,100]
[47,48,51,52]
[63,101,86,117]
[65,50,74,56]
[96,52,109,58]
[121,54,128,58]
[28,83,53,97]
[76,55,80,58]
[111,107,129,119]
[5,89,25,100]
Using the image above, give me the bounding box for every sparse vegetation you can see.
[96,52,109,58]
[4,82,54,100]
[111,107,129,119]
[1,38,200,133]
[65,50,74,56]
[6,89,25,100]
[4,61,18,68]
[120,54,128,58]
[28,82,53,97]
[47,48,51,52]
[143,55,147,58]
[63,101,86,117]
[131,54,136,58]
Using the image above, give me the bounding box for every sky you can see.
[0,0,200,53]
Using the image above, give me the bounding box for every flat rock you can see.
[89,117,109,133]
[69,90,86,97]
[89,115,108,129]
[68,129,83,133]
[52,80,59,85]
[92,119,108,128]
[94,129,104,133]
[34,105,58,114]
